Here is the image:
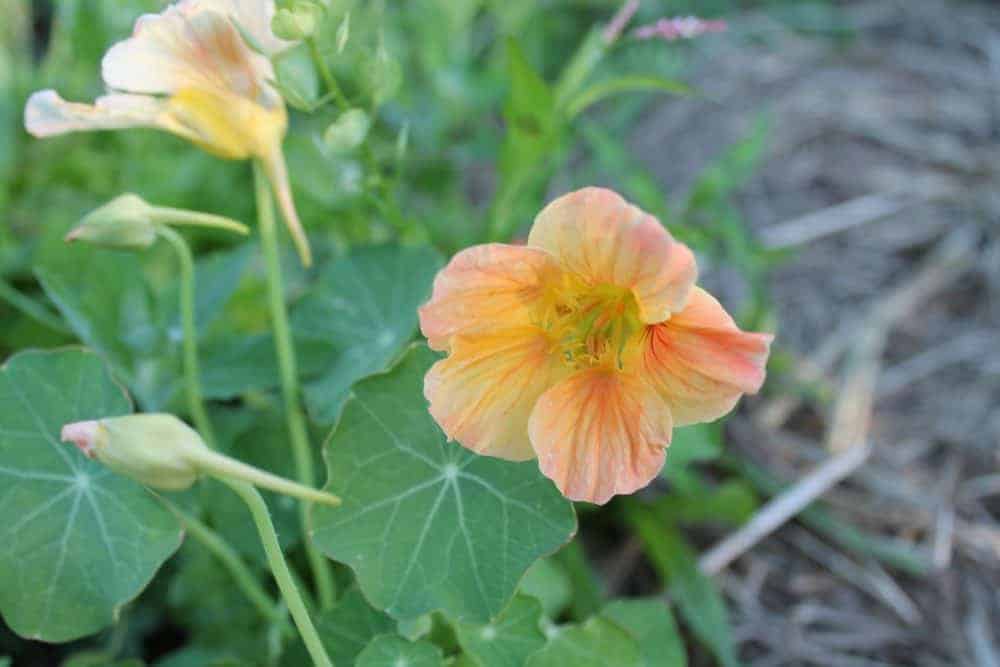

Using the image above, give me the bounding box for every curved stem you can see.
[308,37,349,110]
[157,226,217,449]
[168,501,286,626]
[253,162,337,610]
[226,480,334,667]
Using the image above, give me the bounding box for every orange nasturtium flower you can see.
[420,188,772,504]
[23,0,312,266]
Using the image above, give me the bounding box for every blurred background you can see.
[1,0,998,665]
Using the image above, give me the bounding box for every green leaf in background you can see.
[155,648,242,667]
[167,542,270,663]
[628,505,739,667]
[552,29,607,111]
[310,587,396,667]
[198,334,280,400]
[61,652,145,667]
[292,245,443,425]
[356,634,443,667]
[36,243,250,410]
[566,76,693,118]
[665,422,723,471]
[517,559,572,619]
[452,595,546,667]
[160,244,252,339]
[601,599,687,667]
[0,349,182,642]
[525,617,642,667]
[658,477,759,527]
[553,540,604,621]
[493,38,561,240]
[35,250,161,400]
[273,43,321,111]
[311,345,577,623]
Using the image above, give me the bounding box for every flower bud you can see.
[61,414,203,490]
[366,44,402,107]
[272,1,323,41]
[61,414,341,505]
[66,194,158,250]
[323,108,370,154]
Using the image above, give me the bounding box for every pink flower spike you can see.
[633,16,728,42]
[61,420,100,458]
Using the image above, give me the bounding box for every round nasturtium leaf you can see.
[452,595,547,667]
[311,345,577,624]
[292,244,443,425]
[601,599,687,667]
[355,634,443,667]
[0,349,183,642]
[525,617,643,667]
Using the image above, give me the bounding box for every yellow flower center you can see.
[166,87,287,160]
[541,281,641,371]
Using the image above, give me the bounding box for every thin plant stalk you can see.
[307,38,349,110]
[168,501,286,628]
[252,162,337,609]
[226,479,334,667]
[157,226,217,448]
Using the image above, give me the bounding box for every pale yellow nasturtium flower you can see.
[419,187,773,504]
[23,0,313,266]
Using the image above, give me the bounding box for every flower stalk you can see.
[156,225,218,448]
[167,502,286,628]
[253,161,337,609]
[225,479,334,667]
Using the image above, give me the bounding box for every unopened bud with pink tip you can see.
[65,194,249,251]
[61,414,340,506]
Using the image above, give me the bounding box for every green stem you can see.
[157,226,217,448]
[151,207,250,236]
[0,278,71,334]
[253,162,337,610]
[168,501,285,626]
[308,38,349,110]
[198,448,340,507]
[226,480,334,667]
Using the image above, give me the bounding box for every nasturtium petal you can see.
[524,617,643,667]
[601,599,687,667]
[292,244,443,425]
[452,595,547,667]
[356,635,443,667]
[311,345,577,623]
[0,349,182,642]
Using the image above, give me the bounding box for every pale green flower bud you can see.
[366,44,402,107]
[66,193,158,250]
[67,194,249,250]
[61,414,202,490]
[61,414,340,505]
[323,108,370,154]
[272,1,323,41]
